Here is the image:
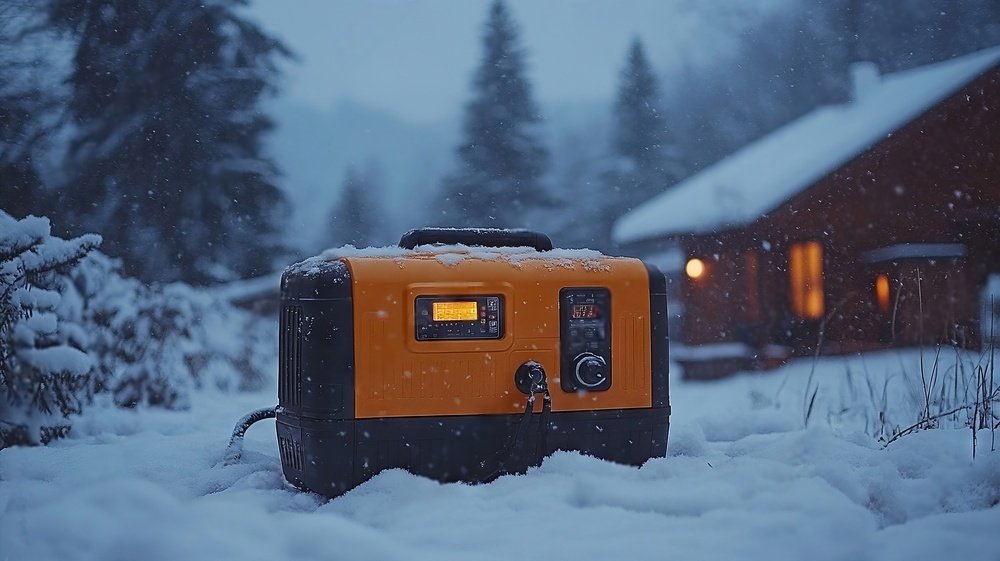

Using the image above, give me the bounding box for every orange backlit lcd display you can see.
[432,301,479,321]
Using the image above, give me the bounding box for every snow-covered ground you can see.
[2,349,998,561]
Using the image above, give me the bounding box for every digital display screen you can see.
[571,304,600,319]
[432,301,479,321]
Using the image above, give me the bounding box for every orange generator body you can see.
[276,229,670,497]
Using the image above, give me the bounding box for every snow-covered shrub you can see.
[0,213,101,447]
[2,211,275,448]
[64,252,274,411]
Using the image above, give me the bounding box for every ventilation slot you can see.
[279,305,302,408]
[278,435,303,471]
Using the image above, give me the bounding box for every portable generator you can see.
[229,228,670,498]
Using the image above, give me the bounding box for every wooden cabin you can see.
[614,48,1000,379]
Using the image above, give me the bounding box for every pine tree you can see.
[613,39,667,176]
[47,0,290,283]
[0,1,58,220]
[598,38,675,249]
[327,165,380,248]
[440,0,550,228]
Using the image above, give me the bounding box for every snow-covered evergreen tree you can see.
[47,0,291,284]
[327,165,381,248]
[0,212,101,447]
[439,0,550,228]
[594,38,676,250]
[0,2,60,220]
[613,39,668,177]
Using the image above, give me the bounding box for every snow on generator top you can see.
[271,228,670,497]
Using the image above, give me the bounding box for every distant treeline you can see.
[3,0,999,280]
[334,0,1000,252]
[2,0,290,283]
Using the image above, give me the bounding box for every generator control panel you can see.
[560,288,611,392]
[414,295,504,341]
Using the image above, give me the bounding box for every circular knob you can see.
[574,353,608,388]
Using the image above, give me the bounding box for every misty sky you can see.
[248,0,763,124]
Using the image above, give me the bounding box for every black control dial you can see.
[574,352,608,388]
[560,288,611,393]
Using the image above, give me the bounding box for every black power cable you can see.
[224,405,277,464]
[536,384,552,462]
[229,366,554,480]
[489,364,552,480]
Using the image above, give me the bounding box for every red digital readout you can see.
[571,304,600,319]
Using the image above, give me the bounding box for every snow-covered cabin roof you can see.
[613,46,1000,244]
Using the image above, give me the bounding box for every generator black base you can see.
[277,407,670,498]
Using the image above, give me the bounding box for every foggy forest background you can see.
[3,0,1000,285]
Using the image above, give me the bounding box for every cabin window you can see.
[745,251,760,320]
[875,273,891,314]
[788,241,824,320]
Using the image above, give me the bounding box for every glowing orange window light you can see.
[788,241,824,320]
[875,274,890,314]
[686,258,705,279]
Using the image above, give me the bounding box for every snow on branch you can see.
[1,212,101,446]
[1,211,275,448]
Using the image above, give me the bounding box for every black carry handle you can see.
[398,228,553,252]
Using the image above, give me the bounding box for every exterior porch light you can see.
[686,258,705,279]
